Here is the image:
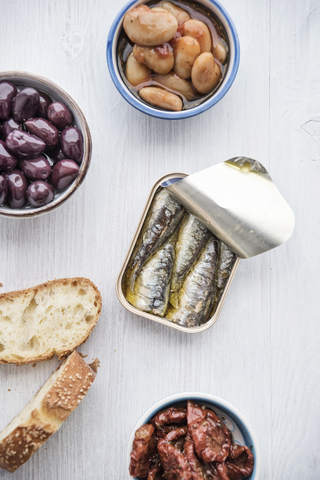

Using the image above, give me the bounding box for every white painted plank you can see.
[0,0,318,479]
[269,0,320,478]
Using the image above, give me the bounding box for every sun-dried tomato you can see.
[165,426,189,443]
[225,444,254,480]
[129,423,157,478]
[187,401,206,427]
[153,407,187,429]
[215,463,231,480]
[204,462,230,480]
[184,433,206,480]
[158,437,193,480]
[187,402,231,463]
[147,455,163,480]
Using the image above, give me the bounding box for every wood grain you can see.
[0,0,319,478]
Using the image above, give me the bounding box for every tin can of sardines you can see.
[116,158,295,333]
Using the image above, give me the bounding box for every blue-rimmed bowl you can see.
[107,0,240,120]
[126,392,261,479]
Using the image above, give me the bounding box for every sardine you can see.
[126,231,178,317]
[169,213,210,308]
[126,188,185,291]
[212,242,237,312]
[216,242,237,290]
[166,236,219,327]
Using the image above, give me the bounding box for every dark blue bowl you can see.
[107,0,240,120]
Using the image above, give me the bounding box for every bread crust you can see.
[0,351,96,473]
[0,277,102,365]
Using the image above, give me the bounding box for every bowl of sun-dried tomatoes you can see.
[127,392,261,479]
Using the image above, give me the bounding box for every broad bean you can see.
[182,19,212,53]
[191,52,221,94]
[213,42,227,64]
[139,86,182,111]
[173,36,200,79]
[123,5,178,46]
[133,44,174,75]
[153,73,195,101]
[161,2,190,25]
[126,52,151,86]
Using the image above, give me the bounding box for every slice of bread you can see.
[0,350,96,473]
[0,278,102,365]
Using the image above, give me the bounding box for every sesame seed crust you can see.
[41,351,96,421]
[0,351,96,473]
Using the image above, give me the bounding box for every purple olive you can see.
[61,126,83,162]
[0,140,18,172]
[2,118,23,140]
[51,159,79,190]
[6,130,46,159]
[47,102,73,129]
[19,156,51,181]
[47,145,65,163]
[37,91,52,119]
[12,87,40,122]
[0,82,17,120]
[25,118,59,148]
[0,175,8,205]
[4,169,28,208]
[27,181,54,207]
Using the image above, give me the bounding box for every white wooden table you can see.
[1,0,320,478]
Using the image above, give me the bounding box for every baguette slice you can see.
[0,351,96,473]
[0,278,102,365]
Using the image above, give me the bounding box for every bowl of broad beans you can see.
[107,0,240,119]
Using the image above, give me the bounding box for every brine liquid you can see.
[117,0,230,111]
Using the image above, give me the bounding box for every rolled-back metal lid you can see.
[162,157,295,259]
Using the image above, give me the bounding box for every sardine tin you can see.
[116,172,240,334]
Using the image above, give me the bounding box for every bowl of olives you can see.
[107,0,240,119]
[0,71,92,218]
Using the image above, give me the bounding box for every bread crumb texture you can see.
[0,278,102,364]
[0,351,96,472]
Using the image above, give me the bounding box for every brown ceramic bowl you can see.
[0,71,92,218]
